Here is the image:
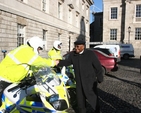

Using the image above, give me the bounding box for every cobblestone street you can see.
[68,57,141,113]
[98,57,141,113]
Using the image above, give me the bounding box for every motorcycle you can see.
[0,66,70,113]
[54,66,75,87]
[53,66,77,107]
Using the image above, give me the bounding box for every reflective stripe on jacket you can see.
[0,45,55,83]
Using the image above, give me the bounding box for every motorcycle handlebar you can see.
[7,76,36,92]
[7,85,20,92]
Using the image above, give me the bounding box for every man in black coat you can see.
[57,40,103,113]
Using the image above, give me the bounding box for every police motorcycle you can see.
[0,66,69,113]
[53,66,76,107]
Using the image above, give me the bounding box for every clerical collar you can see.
[79,50,84,54]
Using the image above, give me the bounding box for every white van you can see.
[118,44,135,59]
[94,44,121,62]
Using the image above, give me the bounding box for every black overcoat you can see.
[58,49,103,110]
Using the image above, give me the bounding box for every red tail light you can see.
[109,53,114,56]
[118,51,120,57]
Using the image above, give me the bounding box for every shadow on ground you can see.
[119,57,141,69]
[98,88,141,113]
[105,74,141,88]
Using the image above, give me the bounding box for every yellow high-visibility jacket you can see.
[48,48,62,60]
[0,45,56,83]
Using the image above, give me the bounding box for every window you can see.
[136,4,141,17]
[17,24,25,47]
[110,29,117,40]
[76,0,79,7]
[58,2,62,19]
[121,46,130,48]
[68,9,72,24]
[82,2,84,10]
[43,29,47,41]
[135,28,141,40]
[42,0,46,12]
[86,5,89,16]
[80,17,85,35]
[111,7,117,19]
[76,15,78,27]
[43,29,47,50]
[76,12,79,27]
[58,1,63,19]
[86,20,89,32]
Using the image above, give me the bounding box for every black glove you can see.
[20,76,36,88]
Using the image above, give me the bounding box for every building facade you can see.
[90,12,103,43]
[0,0,93,61]
[103,0,141,56]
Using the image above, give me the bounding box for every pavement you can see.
[67,57,141,113]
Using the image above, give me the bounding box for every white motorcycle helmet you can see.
[27,36,44,54]
[53,41,62,51]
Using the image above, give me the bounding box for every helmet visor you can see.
[38,47,43,50]
[58,43,62,49]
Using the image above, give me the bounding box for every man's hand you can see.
[55,60,60,65]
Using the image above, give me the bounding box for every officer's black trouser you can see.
[0,81,11,106]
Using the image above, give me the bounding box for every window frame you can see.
[42,0,46,12]
[135,27,141,40]
[43,29,47,41]
[136,4,141,17]
[68,9,72,24]
[17,24,25,47]
[58,2,61,19]
[110,29,117,40]
[58,33,61,40]
[110,7,118,19]
[43,29,47,50]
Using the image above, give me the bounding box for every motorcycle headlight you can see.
[47,94,68,110]
[51,100,68,110]
[48,94,59,103]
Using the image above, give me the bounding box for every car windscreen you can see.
[90,48,112,56]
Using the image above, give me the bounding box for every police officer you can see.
[48,40,62,60]
[0,36,59,106]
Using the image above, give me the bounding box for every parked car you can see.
[92,49,118,74]
[94,44,121,62]
[90,48,114,56]
[118,43,135,60]
[63,49,118,75]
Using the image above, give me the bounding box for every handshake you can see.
[55,59,60,66]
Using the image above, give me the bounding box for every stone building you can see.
[0,0,93,61]
[103,0,141,56]
[90,12,103,43]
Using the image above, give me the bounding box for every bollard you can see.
[1,50,7,58]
